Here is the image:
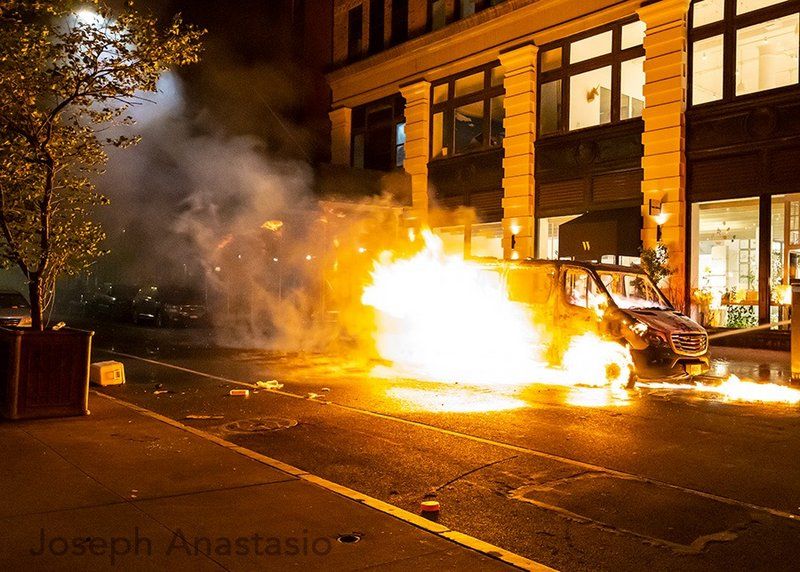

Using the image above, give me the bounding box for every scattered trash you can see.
[155,383,163,389]
[306,392,321,400]
[420,500,440,521]
[153,390,171,395]
[321,387,331,392]
[52,321,66,331]
[183,414,224,420]
[256,380,284,390]
[229,389,251,398]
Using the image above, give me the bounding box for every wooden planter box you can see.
[0,327,93,420]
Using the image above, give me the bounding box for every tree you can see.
[639,243,673,286]
[0,0,203,329]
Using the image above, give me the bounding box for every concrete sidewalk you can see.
[0,394,532,571]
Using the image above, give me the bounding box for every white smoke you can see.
[97,73,325,349]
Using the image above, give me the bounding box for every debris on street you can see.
[183,414,224,420]
[229,389,251,398]
[256,380,284,390]
[420,500,440,521]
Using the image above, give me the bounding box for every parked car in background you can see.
[0,290,32,327]
[131,285,207,327]
[90,283,139,320]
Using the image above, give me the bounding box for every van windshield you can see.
[596,271,671,310]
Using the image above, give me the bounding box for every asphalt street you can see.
[76,317,800,571]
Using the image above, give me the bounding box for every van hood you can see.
[623,309,705,334]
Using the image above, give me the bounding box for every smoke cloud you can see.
[91,72,408,353]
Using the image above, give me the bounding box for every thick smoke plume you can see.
[93,73,407,352]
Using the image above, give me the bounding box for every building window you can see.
[391,0,409,45]
[691,198,760,328]
[769,194,800,327]
[537,215,580,259]
[395,121,406,167]
[538,19,646,136]
[690,0,800,105]
[458,0,504,19]
[347,5,363,61]
[433,222,503,259]
[429,0,446,31]
[368,0,384,54]
[351,95,406,171]
[430,64,504,159]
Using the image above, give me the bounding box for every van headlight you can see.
[630,321,648,336]
[644,329,669,346]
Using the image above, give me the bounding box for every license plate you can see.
[686,364,704,376]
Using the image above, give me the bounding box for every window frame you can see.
[347,5,363,62]
[537,17,646,137]
[689,0,800,106]
[351,94,406,172]
[429,62,505,160]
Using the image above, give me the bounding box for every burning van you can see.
[498,260,710,382]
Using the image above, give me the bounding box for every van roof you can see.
[469,257,647,275]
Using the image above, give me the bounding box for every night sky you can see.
[140,0,330,161]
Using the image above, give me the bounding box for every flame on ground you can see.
[641,374,800,405]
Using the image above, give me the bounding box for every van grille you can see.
[670,332,708,356]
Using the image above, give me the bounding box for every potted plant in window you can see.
[0,0,202,419]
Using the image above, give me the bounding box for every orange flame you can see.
[361,231,631,393]
[358,230,800,410]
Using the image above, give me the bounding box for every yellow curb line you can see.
[94,391,555,571]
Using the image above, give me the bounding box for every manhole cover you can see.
[222,418,297,433]
[337,533,361,544]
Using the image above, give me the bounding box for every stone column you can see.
[638,0,690,305]
[329,106,352,166]
[499,44,538,260]
[399,80,432,223]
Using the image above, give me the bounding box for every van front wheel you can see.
[626,370,637,389]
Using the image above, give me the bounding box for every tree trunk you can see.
[29,274,44,331]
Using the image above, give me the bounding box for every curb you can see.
[94,391,555,571]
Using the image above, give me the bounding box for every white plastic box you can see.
[90,361,126,386]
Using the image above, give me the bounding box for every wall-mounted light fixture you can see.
[509,222,521,259]
[648,198,667,243]
[653,213,669,243]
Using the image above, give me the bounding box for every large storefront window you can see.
[430,64,504,159]
[769,195,800,327]
[537,215,579,259]
[538,19,645,136]
[433,222,503,258]
[692,195,800,329]
[690,0,800,105]
[692,199,760,328]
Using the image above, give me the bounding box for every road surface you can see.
[77,317,800,571]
